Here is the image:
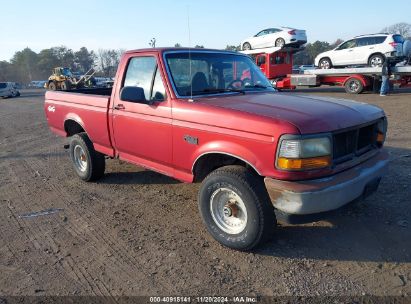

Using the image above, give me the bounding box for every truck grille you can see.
[333,121,379,164]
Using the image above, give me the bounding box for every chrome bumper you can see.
[264,150,389,215]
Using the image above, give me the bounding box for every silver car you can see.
[0,82,20,98]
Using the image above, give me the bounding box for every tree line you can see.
[0,46,124,83]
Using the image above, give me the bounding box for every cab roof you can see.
[124,47,239,55]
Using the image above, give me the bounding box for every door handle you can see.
[114,104,125,110]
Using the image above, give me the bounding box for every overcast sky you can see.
[1,0,410,61]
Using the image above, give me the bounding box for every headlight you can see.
[277,136,332,171]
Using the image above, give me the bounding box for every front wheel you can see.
[319,58,332,69]
[69,133,105,181]
[48,82,57,91]
[198,166,276,251]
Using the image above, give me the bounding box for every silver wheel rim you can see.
[73,144,87,172]
[370,57,383,67]
[210,187,248,234]
[243,43,250,50]
[276,39,284,47]
[320,60,330,69]
[348,80,359,92]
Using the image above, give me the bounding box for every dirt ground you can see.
[0,88,410,300]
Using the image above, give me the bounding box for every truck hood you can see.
[197,92,384,134]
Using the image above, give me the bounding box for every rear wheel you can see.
[61,81,71,91]
[69,133,105,181]
[319,58,332,69]
[242,42,251,51]
[368,54,384,67]
[275,38,285,48]
[344,77,364,94]
[198,165,276,251]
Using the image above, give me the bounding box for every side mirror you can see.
[120,86,150,104]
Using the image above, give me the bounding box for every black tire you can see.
[48,82,57,91]
[275,38,285,48]
[198,165,276,251]
[69,132,105,181]
[368,54,385,67]
[16,92,20,97]
[344,77,364,94]
[61,81,71,91]
[242,42,251,51]
[318,57,332,69]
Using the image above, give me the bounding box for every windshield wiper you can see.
[188,88,246,95]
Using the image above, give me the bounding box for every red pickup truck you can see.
[45,48,389,250]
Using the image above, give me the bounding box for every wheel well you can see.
[193,153,258,182]
[64,120,85,137]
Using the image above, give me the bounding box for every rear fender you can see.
[64,114,87,137]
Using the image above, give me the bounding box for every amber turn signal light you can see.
[277,156,332,170]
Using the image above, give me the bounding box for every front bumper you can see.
[264,150,389,215]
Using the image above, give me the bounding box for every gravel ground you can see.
[0,88,410,300]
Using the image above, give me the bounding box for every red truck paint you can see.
[44,48,389,250]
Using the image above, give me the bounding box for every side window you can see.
[337,40,356,50]
[151,68,166,101]
[357,37,371,47]
[375,36,387,44]
[123,56,166,102]
[256,30,267,37]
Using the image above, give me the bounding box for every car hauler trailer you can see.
[241,48,411,94]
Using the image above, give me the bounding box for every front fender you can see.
[191,140,262,175]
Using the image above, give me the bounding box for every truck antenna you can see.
[187,5,193,102]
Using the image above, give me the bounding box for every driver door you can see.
[332,39,357,65]
[111,54,173,171]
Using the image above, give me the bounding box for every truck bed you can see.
[44,88,114,157]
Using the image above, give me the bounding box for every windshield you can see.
[0,83,7,89]
[165,51,274,97]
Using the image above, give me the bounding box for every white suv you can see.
[315,33,405,69]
